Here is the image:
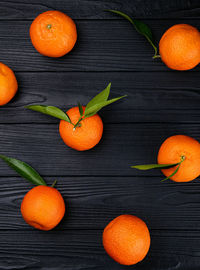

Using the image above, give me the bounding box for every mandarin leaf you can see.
[85,83,111,114]
[84,95,126,118]
[78,103,83,116]
[0,154,46,186]
[131,163,179,170]
[106,10,159,58]
[26,105,71,123]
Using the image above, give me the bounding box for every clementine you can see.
[59,106,103,151]
[159,24,200,70]
[158,135,200,182]
[0,62,18,106]
[21,185,65,231]
[30,10,77,57]
[103,215,151,265]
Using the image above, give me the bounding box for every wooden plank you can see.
[0,0,199,20]
[0,230,200,270]
[1,71,200,124]
[0,123,199,176]
[1,176,200,230]
[0,20,200,72]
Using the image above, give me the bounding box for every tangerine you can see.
[158,135,200,182]
[30,10,77,57]
[0,62,18,106]
[59,106,103,151]
[103,215,151,265]
[159,24,200,70]
[21,185,65,230]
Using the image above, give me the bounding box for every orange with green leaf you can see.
[0,155,65,230]
[107,10,200,70]
[131,135,200,182]
[26,83,126,151]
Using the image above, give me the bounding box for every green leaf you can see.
[131,163,179,170]
[161,163,181,182]
[0,154,47,186]
[106,10,159,58]
[84,95,127,118]
[78,103,83,116]
[26,105,71,123]
[85,83,111,114]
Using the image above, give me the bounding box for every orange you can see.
[103,215,151,265]
[59,106,103,151]
[158,135,200,182]
[0,62,18,106]
[21,185,65,231]
[30,10,77,57]
[159,24,200,70]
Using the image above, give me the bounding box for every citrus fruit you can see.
[158,135,200,182]
[159,24,200,70]
[21,185,65,230]
[103,215,151,265]
[0,62,18,106]
[30,10,77,57]
[59,106,103,151]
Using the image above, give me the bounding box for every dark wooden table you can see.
[0,1,200,269]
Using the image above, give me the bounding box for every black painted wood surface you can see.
[0,1,200,269]
[0,19,200,72]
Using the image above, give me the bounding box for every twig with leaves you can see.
[106,10,160,59]
[131,155,185,182]
[26,83,126,130]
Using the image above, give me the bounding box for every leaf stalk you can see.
[51,180,57,188]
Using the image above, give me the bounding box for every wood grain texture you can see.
[0,123,199,176]
[0,176,200,231]
[0,230,200,270]
[0,0,199,19]
[1,71,200,124]
[0,1,200,269]
[0,20,199,72]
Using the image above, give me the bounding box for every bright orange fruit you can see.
[21,185,65,230]
[158,135,200,182]
[0,62,18,106]
[159,24,200,70]
[103,215,151,265]
[30,10,77,57]
[59,106,103,151]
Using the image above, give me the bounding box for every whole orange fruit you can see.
[59,106,103,151]
[0,62,18,106]
[159,24,200,70]
[21,185,65,231]
[30,10,77,57]
[157,135,200,182]
[103,215,151,265]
